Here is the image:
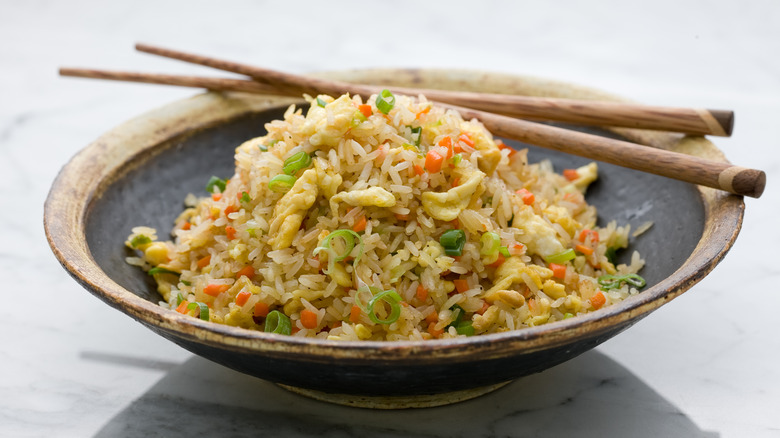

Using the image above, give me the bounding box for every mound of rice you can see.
[126,91,646,341]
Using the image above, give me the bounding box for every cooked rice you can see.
[125,92,645,340]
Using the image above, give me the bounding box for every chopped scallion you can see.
[176,293,184,305]
[440,229,466,256]
[451,153,462,166]
[268,174,296,193]
[597,273,646,290]
[240,192,251,203]
[410,126,422,146]
[367,289,402,325]
[313,229,364,274]
[316,97,328,108]
[455,321,474,336]
[282,151,313,175]
[206,176,227,194]
[376,89,395,114]
[148,267,179,276]
[130,235,152,248]
[180,280,192,286]
[258,144,268,152]
[187,301,209,321]
[480,232,501,256]
[264,310,292,335]
[543,248,576,264]
[499,246,510,258]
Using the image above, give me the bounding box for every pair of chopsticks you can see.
[59,43,766,198]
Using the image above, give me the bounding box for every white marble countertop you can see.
[3,1,778,436]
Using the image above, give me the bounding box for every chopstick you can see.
[135,43,734,137]
[57,45,766,198]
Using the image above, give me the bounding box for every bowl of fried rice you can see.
[45,69,744,408]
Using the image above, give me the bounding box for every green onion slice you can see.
[313,229,364,274]
[264,310,292,335]
[268,174,297,193]
[187,302,209,321]
[367,289,402,325]
[410,126,422,146]
[352,110,367,127]
[176,293,184,305]
[240,192,251,203]
[499,246,511,258]
[130,235,152,248]
[455,321,474,336]
[258,144,268,152]
[376,89,395,114]
[563,312,574,319]
[451,154,462,166]
[597,273,646,290]
[440,229,466,256]
[354,286,381,312]
[148,267,179,276]
[316,97,328,108]
[206,176,227,194]
[543,248,576,264]
[480,232,501,256]
[180,280,192,286]
[282,151,313,175]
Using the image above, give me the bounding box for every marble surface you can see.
[3,0,778,436]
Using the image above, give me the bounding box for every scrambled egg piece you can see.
[302,95,355,148]
[268,168,319,250]
[314,158,342,198]
[512,205,565,257]
[484,256,553,296]
[461,122,502,175]
[543,205,581,237]
[422,168,485,221]
[330,187,396,212]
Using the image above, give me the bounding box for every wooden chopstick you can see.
[57,47,765,197]
[135,43,734,137]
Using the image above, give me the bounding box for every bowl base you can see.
[277,381,512,409]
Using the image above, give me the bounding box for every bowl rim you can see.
[44,68,744,363]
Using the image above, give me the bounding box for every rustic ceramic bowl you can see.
[45,69,743,408]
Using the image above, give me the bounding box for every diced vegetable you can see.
[300,309,318,329]
[197,255,211,269]
[268,174,297,193]
[516,188,535,205]
[349,305,362,323]
[498,246,511,258]
[187,301,210,321]
[367,289,402,324]
[206,176,227,193]
[254,301,270,317]
[264,310,292,335]
[410,126,422,146]
[148,267,179,276]
[574,244,594,256]
[236,265,255,279]
[358,104,373,117]
[458,133,475,147]
[453,278,470,293]
[283,151,313,175]
[235,291,251,307]
[353,216,367,233]
[543,248,576,264]
[480,232,501,255]
[579,229,599,243]
[563,169,579,181]
[225,225,236,240]
[204,284,230,297]
[550,263,567,279]
[240,191,251,203]
[130,235,152,248]
[425,150,444,173]
[597,273,646,290]
[313,229,364,275]
[440,229,466,256]
[416,285,428,301]
[376,89,396,114]
[316,97,327,108]
[590,291,606,309]
[455,321,474,336]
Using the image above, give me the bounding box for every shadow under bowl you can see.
[45,69,743,408]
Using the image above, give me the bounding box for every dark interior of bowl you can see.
[87,104,703,304]
[83,104,704,396]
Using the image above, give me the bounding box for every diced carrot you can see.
[416,285,428,301]
[197,254,211,269]
[590,291,606,309]
[508,242,525,256]
[438,136,452,147]
[425,311,438,323]
[516,188,535,205]
[453,279,470,293]
[225,225,236,240]
[550,263,567,279]
[575,244,594,256]
[453,143,463,154]
[415,106,431,119]
[224,205,238,216]
[236,265,255,279]
[175,300,190,314]
[204,284,230,297]
[374,143,388,165]
[427,322,444,338]
[300,310,318,329]
[394,213,410,221]
[182,222,191,231]
[452,177,460,187]
[563,169,580,181]
[211,193,222,201]
[353,216,367,233]
[488,253,506,268]
[413,164,425,176]
[349,305,362,323]
[579,229,599,244]
[254,301,269,317]
[331,320,342,328]
[497,141,516,156]
[425,150,444,173]
[528,298,538,314]
[450,218,459,228]
[476,300,490,315]
[400,301,410,307]
[458,133,475,147]
[358,104,373,118]
[235,291,251,307]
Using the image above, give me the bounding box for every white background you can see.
[2,1,778,436]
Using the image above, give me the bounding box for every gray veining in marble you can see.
[2,0,779,437]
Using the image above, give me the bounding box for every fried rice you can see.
[125,91,646,341]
